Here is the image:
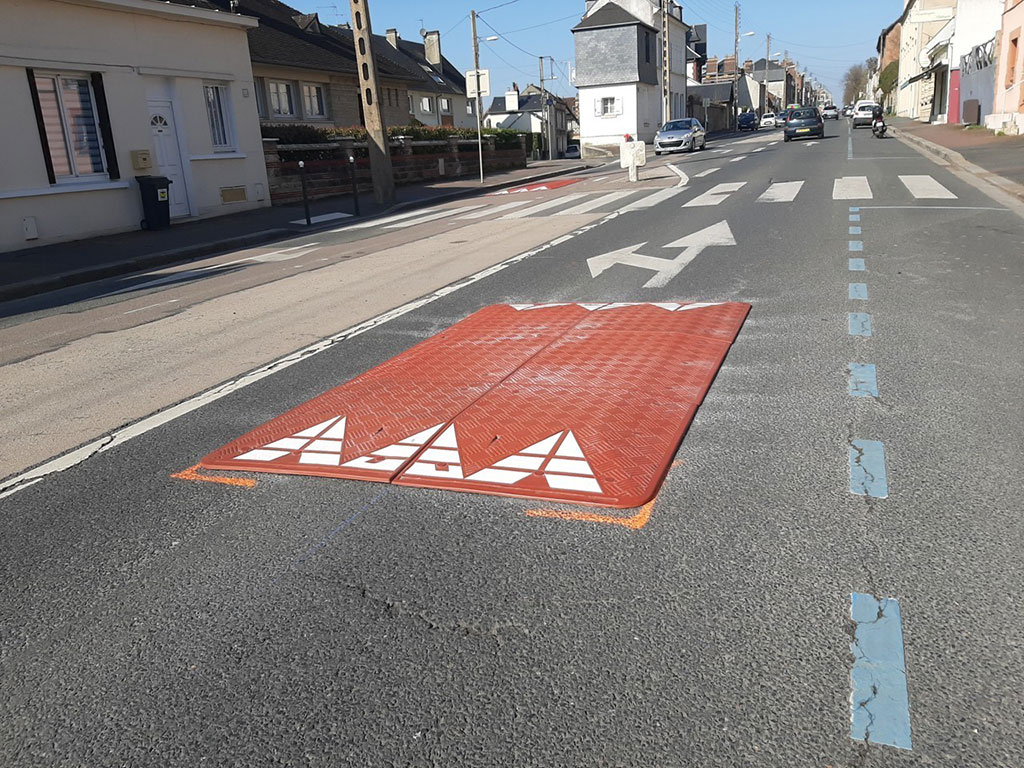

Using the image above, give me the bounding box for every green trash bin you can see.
[136,175,172,230]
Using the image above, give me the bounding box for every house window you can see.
[408,94,414,113]
[645,31,651,64]
[302,83,326,118]
[467,100,475,115]
[204,84,234,149]
[268,80,294,116]
[1008,32,1020,89]
[439,97,452,113]
[600,96,618,116]
[420,96,433,113]
[31,72,107,181]
[254,77,267,117]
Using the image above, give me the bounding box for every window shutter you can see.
[594,98,602,117]
[25,68,57,184]
[615,97,623,116]
[91,73,119,179]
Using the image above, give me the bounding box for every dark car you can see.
[737,111,758,131]
[783,107,824,142]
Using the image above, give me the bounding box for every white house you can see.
[0,0,269,252]
[572,0,690,155]
[484,85,572,157]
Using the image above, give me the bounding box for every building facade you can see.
[0,0,269,252]
[895,0,957,121]
[572,0,689,155]
[987,0,1024,133]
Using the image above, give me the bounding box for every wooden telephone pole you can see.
[661,0,670,123]
[348,0,394,205]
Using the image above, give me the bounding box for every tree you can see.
[842,63,868,105]
[878,60,899,109]
[866,56,879,74]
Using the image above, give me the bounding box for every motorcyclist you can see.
[871,104,884,124]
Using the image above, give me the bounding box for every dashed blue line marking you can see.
[850,592,912,750]
[850,226,862,235]
[849,240,864,252]
[848,363,879,397]
[850,214,861,222]
[849,312,873,336]
[849,206,860,212]
[849,439,888,497]
[849,258,866,271]
[849,283,869,300]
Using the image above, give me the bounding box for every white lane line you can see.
[337,208,427,230]
[123,299,180,315]
[694,167,720,178]
[456,200,530,218]
[711,148,731,154]
[753,147,765,152]
[553,189,634,215]
[898,175,957,199]
[501,193,590,219]
[757,181,805,203]
[385,205,485,228]
[618,187,686,211]
[729,155,745,162]
[856,205,1006,211]
[289,212,351,225]
[833,176,873,200]
[0,211,625,501]
[667,164,689,186]
[682,182,746,207]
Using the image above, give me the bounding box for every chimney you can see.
[706,56,718,77]
[385,28,399,48]
[743,59,754,74]
[505,87,519,112]
[423,30,442,67]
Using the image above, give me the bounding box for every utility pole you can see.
[348,0,394,205]
[661,0,670,124]
[538,56,548,160]
[763,32,770,114]
[733,2,739,131]
[470,10,484,183]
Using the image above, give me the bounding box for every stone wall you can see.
[262,137,528,204]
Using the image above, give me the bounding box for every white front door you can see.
[147,100,189,218]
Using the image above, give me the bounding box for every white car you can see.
[852,102,879,127]
[760,112,777,128]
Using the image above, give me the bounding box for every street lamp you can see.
[470,10,499,183]
[734,30,754,128]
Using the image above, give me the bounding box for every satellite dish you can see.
[419,27,428,38]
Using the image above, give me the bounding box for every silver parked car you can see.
[654,118,706,155]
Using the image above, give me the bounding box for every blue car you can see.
[737,111,759,131]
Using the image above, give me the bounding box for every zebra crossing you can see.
[344,172,961,231]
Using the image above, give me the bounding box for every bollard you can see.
[298,160,311,226]
[348,154,360,217]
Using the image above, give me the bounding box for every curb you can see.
[1,163,593,305]
[891,126,1024,204]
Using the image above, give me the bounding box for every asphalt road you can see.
[2,122,1023,767]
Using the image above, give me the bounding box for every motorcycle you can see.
[872,118,887,138]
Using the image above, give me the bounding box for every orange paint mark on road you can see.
[526,499,655,530]
[172,464,256,488]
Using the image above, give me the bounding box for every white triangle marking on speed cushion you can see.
[342,424,446,473]
[521,432,562,456]
[555,431,585,458]
[235,415,345,462]
[294,416,342,439]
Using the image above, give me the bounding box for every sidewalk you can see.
[0,159,593,303]
[889,117,1024,201]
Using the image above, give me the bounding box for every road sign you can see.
[619,140,647,170]
[587,220,736,288]
[465,69,490,98]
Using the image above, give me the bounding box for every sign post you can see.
[468,11,491,183]
[619,139,647,183]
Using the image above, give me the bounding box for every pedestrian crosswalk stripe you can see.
[501,193,589,219]
[341,209,432,230]
[757,181,804,203]
[385,205,485,229]
[458,200,530,218]
[898,175,957,199]
[833,176,873,200]
[554,189,634,215]
[683,182,746,207]
[619,187,686,211]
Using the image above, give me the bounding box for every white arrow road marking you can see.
[694,167,720,178]
[667,164,689,186]
[682,182,745,207]
[803,141,819,147]
[757,181,805,203]
[586,220,736,288]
